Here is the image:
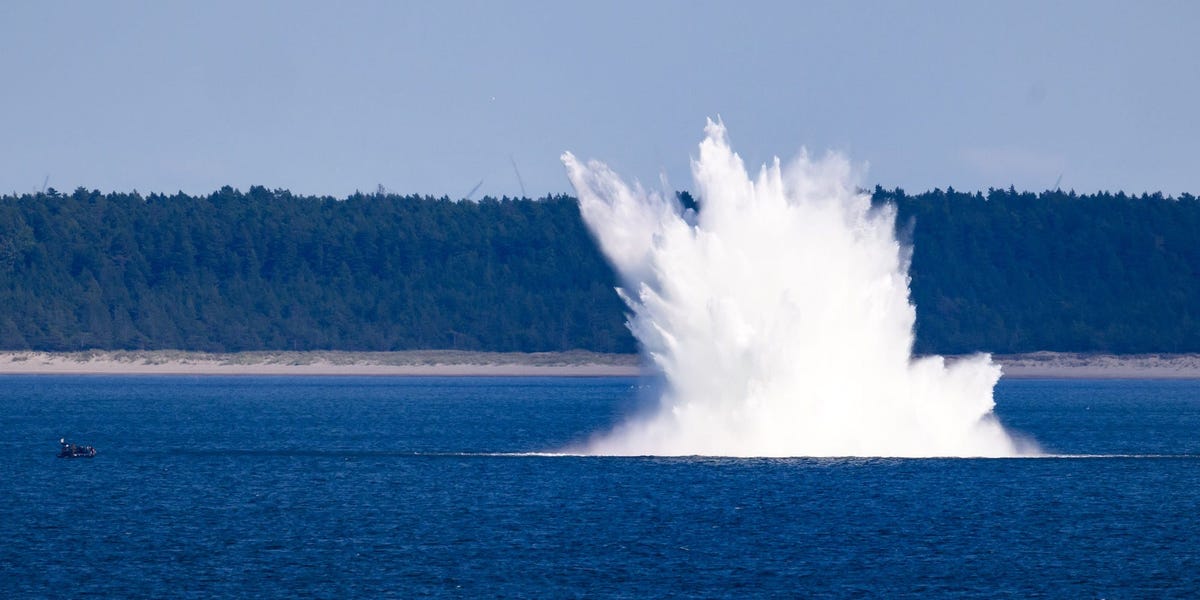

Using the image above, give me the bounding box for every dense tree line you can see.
[0,185,1196,354]
[881,186,1200,354]
[0,186,632,352]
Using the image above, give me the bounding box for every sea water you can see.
[2,375,1198,597]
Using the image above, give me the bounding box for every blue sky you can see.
[2,0,1196,198]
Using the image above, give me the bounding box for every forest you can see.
[0,185,1196,355]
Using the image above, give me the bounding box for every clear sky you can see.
[2,0,1197,199]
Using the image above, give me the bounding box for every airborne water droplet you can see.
[562,120,1036,457]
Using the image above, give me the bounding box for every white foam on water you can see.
[562,119,1037,457]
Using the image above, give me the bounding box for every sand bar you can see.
[0,350,1199,379]
[994,352,1200,379]
[0,350,641,377]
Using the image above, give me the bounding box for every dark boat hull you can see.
[57,446,97,458]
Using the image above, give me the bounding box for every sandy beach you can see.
[0,350,642,377]
[0,350,1198,378]
[993,352,1200,379]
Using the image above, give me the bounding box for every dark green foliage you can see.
[878,186,1200,354]
[0,185,1197,354]
[0,187,633,352]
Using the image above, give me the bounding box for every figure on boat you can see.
[58,438,96,458]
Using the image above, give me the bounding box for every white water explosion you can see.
[562,120,1034,457]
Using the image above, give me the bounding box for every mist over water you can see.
[563,120,1034,457]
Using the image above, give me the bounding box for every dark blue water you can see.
[2,376,1199,598]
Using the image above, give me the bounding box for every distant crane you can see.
[466,154,527,201]
[465,178,485,201]
[510,155,527,199]
[39,174,49,194]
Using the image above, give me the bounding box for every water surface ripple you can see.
[2,376,1198,597]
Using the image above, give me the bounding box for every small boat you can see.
[58,438,96,458]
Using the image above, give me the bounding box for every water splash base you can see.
[563,120,1034,457]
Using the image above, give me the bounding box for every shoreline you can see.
[0,350,1198,379]
[992,352,1200,380]
[0,350,642,377]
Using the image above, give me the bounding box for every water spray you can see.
[563,119,1034,457]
